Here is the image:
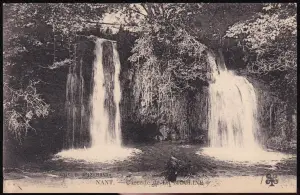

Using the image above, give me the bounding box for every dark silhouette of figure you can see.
[165,154,180,182]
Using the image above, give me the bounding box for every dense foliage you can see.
[3,3,297,165]
[224,3,297,144]
[3,3,109,141]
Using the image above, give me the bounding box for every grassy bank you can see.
[4,142,297,182]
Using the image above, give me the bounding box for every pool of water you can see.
[199,147,295,166]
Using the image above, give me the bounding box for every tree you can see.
[108,4,210,129]
[224,3,297,141]
[3,3,109,141]
[105,4,264,139]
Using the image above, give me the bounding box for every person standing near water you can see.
[165,152,181,182]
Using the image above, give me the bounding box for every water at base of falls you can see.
[55,146,141,163]
[55,38,140,163]
[199,147,294,165]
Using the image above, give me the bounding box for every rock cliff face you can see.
[64,37,95,149]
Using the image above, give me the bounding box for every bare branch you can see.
[80,20,137,27]
[140,3,149,15]
[129,5,148,17]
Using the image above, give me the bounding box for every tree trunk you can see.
[286,101,294,141]
[269,103,273,133]
[269,103,277,135]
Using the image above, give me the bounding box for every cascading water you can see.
[89,38,108,147]
[90,39,121,147]
[207,50,259,149]
[112,42,122,146]
[199,50,293,164]
[65,49,88,149]
[55,38,140,163]
[89,38,122,147]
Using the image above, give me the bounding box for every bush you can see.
[266,136,297,153]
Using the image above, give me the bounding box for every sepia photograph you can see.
[3,3,297,193]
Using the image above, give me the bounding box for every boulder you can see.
[158,125,171,140]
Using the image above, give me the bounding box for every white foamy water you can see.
[207,50,259,149]
[55,146,141,163]
[90,38,118,146]
[200,50,293,164]
[112,42,122,146]
[199,147,294,165]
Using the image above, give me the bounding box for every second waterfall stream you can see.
[200,50,292,164]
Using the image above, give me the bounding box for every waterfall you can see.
[65,52,86,149]
[112,42,122,146]
[198,50,293,164]
[64,38,122,149]
[90,38,122,147]
[56,37,140,163]
[207,50,259,149]
[89,39,108,146]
